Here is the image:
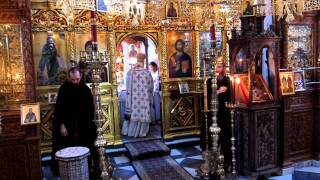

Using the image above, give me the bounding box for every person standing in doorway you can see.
[121,54,153,137]
[149,62,161,123]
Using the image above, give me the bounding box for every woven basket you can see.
[55,147,90,180]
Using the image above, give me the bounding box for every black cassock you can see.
[51,80,97,174]
[201,75,232,166]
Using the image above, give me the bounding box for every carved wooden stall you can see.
[281,11,320,166]
[229,15,282,178]
[0,0,41,179]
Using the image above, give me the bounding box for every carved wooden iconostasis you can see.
[32,9,119,153]
[29,0,224,154]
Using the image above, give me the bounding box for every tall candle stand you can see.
[209,67,225,179]
[225,102,237,179]
[197,60,211,179]
[83,51,114,180]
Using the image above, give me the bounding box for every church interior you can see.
[0,0,320,179]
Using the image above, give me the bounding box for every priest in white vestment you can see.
[121,53,154,137]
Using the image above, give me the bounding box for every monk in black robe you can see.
[201,62,232,170]
[51,67,97,176]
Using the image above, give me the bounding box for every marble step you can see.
[292,167,320,180]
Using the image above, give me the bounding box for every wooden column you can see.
[0,0,41,179]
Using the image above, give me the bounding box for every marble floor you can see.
[43,145,204,180]
[42,144,320,180]
[109,145,205,180]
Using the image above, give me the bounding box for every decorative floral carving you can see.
[291,111,313,152]
[256,111,276,168]
[73,10,109,30]
[31,9,68,31]
[170,97,195,128]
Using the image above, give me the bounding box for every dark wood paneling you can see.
[0,110,41,180]
[283,90,316,165]
[314,89,320,159]
[0,0,40,179]
[238,104,281,178]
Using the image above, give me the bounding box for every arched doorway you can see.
[115,33,162,141]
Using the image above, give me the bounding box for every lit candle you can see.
[230,76,234,103]
[235,77,241,105]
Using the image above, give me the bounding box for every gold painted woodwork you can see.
[29,1,234,153]
[37,82,120,154]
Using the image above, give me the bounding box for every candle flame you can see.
[236,77,240,85]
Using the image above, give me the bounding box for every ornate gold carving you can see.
[40,106,54,153]
[31,9,68,31]
[0,24,25,103]
[304,0,320,11]
[194,31,201,78]
[73,10,109,31]
[160,30,168,81]
[31,0,229,146]
[170,97,195,127]
[108,32,117,85]
[273,0,304,22]
[66,32,76,61]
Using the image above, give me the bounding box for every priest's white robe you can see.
[121,67,153,137]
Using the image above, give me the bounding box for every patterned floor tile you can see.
[170,149,182,156]
[113,156,130,165]
[183,167,198,177]
[179,158,204,169]
[128,174,140,180]
[175,158,186,164]
[188,155,203,160]
[295,166,320,173]
[194,145,202,151]
[176,146,202,157]
[113,167,137,180]
[269,174,292,180]
[42,166,59,180]
[238,175,249,180]
[118,166,135,172]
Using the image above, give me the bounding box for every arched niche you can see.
[255,46,277,96]
[234,48,248,74]
[114,33,160,92]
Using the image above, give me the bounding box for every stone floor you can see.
[269,160,320,180]
[42,143,320,180]
[43,145,204,180]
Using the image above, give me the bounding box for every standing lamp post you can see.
[80,11,114,180]
[197,59,211,179]
[198,34,225,178]
[225,102,237,178]
[209,64,226,179]
[84,51,114,180]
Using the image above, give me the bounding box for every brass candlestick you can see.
[225,102,237,178]
[84,51,114,180]
[209,70,225,179]
[197,60,211,179]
